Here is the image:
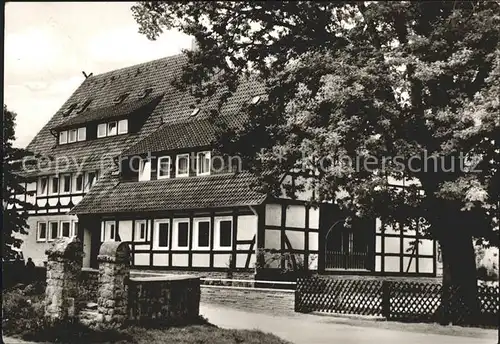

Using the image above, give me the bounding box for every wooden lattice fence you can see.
[295,276,499,326]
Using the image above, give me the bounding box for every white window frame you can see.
[73,174,84,193]
[37,222,47,242]
[172,218,190,250]
[72,221,78,237]
[154,219,170,249]
[101,221,116,242]
[176,154,190,178]
[60,221,71,238]
[118,119,128,134]
[48,221,59,242]
[97,123,107,138]
[38,176,48,196]
[85,171,97,191]
[197,151,211,176]
[59,131,68,144]
[60,174,71,195]
[214,216,233,250]
[157,156,171,179]
[193,218,211,250]
[139,158,151,181]
[108,121,118,136]
[135,220,147,242]
[49,176,59,195]
[68,129,77,143]
[77,127,86,141]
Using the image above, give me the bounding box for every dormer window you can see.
[139,158,151,181]
[176,154,190,178]
[138,88,153,99]
[118,119,128,134]
[113,93,129,105]
[76,99,92,113]
[251,96,261,105]
[59,131,68,144]
[68,129,77,143]
[157,156,171,179]
[63,103,77,117]
[108,121,117,136]
[189,108,200,117]
[59,127,86,144]
[197,151,211,176]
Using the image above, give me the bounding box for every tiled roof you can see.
[52,93,164,130]
[70,172,267,215]
[122,115,227,156]
[24,53,265,176]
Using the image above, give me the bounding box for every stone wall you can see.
[200,285,295,315]
[77,268,99,306]
[133,269,255,280]
[128,276,201,325]
[44,237,83,322]
[97,242,130,326]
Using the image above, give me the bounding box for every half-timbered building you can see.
[16,54,442,277]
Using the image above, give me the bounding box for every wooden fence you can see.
[295,276,499,326]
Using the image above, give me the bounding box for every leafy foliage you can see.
[132,1,499,241]
[132,2,500,314]
[2,105,34,255]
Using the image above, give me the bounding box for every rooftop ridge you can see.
[86,53,187,82]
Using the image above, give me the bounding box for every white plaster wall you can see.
[285,205,306,228]
[192,253,210,267]
[22,214,79,266]
[118,220,133,242]
[285,230,304,250]
[265,229,281,249]
[265,204,281,226]
[213,253,231,268]
[236,215,257,241]
[309,207,320,229]
[152,253,169,266]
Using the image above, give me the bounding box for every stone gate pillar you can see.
[97,241,130,327]
[44,237,83,322]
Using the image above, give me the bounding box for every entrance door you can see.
[324,220,371,270]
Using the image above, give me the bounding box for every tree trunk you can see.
[439,229,480,325]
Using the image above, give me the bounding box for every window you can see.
[173,219,189,249]
[77,99,92,113]
[118,119,128,134]
[50,176,59,194]
[73,174,84,193]
[197,151,211,176]
[190,108,200,117]
[49,222,58,241]
[60,174,71,194]
[193,218,210,250]
[72,222,79,237]
[85,172,97,191]
[102,221,116,242]
[68,129,77,143]
[37,222,47,242]
[63,103,77,117]
[97,123,107,138]
[215,217,232,249]
[135,220,147,242]
[139,159,151,181]
[38,177,48,195]
[113,93,129,104]
[139,88,153,99]
[176,154,190,177]
[59,131,68,144]
[157,157,171,179]
[155,220,170,248]
[108,121,117,136]
[77,127,86,141]
[61,221,71,237]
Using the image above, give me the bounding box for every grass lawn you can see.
[2,282,291,344]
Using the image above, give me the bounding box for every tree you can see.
[2,105,33,256]
[132,1,500,322]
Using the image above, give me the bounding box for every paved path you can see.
[200,303,498,344]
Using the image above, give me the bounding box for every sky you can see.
[4,2,192,148]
